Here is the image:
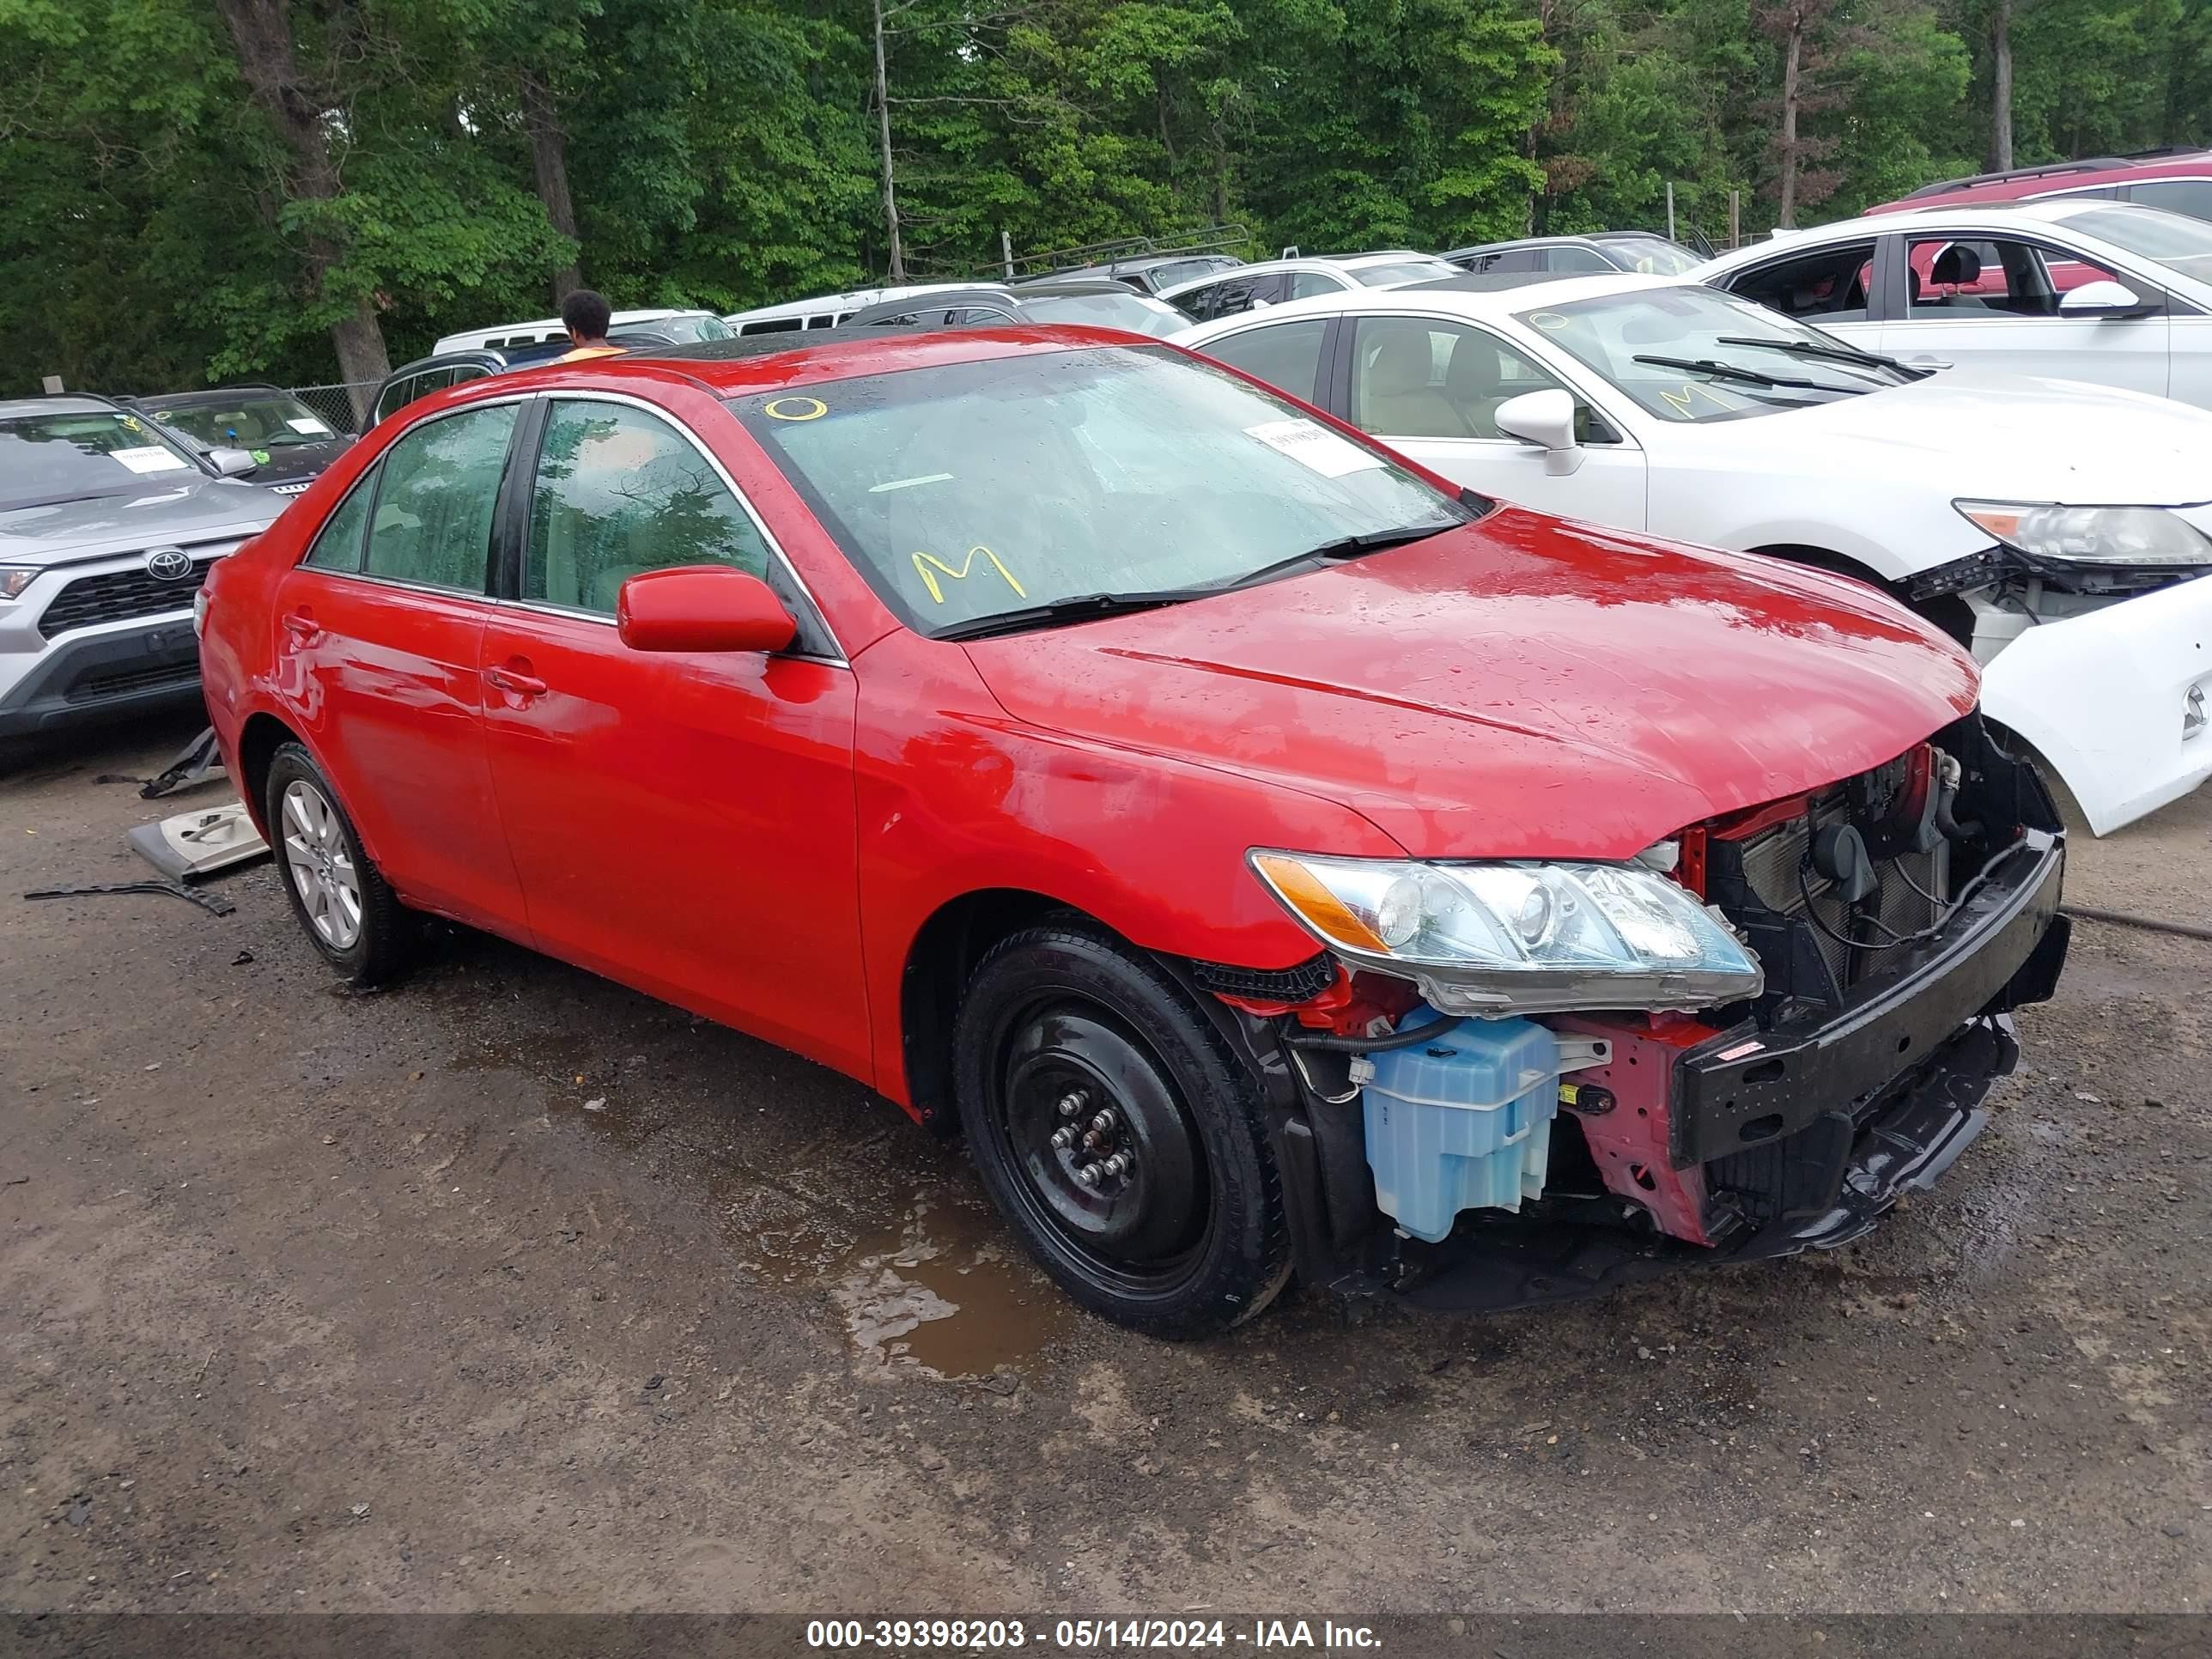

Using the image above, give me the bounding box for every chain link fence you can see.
[286,381,379,434]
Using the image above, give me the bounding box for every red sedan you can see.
[197,327,2069,1336]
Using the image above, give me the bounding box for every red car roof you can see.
[1864,150,2212,215]
[600,323,1147,398]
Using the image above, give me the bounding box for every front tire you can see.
[951,921,1291,1339]
[264,742,412,986]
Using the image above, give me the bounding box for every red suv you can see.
[1866,150,2212,223]
[196,329,2069,1336]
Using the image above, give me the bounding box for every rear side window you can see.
[1544,246,1618,275]
[1724,240,1879,322]
[1202,319,1330,403]
[364,404,517,592]
[2126,179,2212,222]
[525,400,772,615]
[1174,281,1231,322]
[303,476,374,572]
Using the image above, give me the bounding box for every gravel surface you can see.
[3,713,2207,1616]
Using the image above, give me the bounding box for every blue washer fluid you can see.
[1353,1008,1560,1243]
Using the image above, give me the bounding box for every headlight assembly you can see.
[1954,501,2212,567]
[0,566,36,601]
[1249,851,1763,1016]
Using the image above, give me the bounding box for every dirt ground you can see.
[3,710,2207,1620]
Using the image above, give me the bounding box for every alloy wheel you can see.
[280,778,363,951]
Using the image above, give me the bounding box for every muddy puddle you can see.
[817,1195,1077,1379]
[444,1037,1076,1381]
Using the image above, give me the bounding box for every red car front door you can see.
[476,392,870,1080]
[271,398,532,933]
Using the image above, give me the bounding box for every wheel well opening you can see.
[900,888,1076,1133]
[236,713,301,826]
[1747,543,1887,590]
[1748,543,1973,648]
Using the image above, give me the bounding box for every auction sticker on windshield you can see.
[286,417,332,435]
[1243,418,1382,478]
[110,447,190,474]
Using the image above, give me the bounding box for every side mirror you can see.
[208,446,258,477]
[1493,388,1583,476]
[2058,279,2149,317]
[617,566,797,654]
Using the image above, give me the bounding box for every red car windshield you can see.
[731,344,1469,635]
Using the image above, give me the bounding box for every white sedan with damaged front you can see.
[1175,274,2212,834]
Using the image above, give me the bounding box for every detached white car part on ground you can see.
[1175,275,2212,833]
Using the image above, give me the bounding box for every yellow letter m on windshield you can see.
[912,545,1027,606]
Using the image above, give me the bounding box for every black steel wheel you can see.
[952,920,1291,1339]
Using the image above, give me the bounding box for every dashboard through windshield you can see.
[732,345,1472,635]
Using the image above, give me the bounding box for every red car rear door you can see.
[270,397,532,933]
[477,392,870,1080]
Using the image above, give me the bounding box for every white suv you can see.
[1,396,279,751]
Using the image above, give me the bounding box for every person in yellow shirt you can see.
[555,290,626,363]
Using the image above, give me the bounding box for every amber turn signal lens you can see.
[1250,853,1390,954]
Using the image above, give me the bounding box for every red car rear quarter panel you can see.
[963,509,1979,863]
[852,633,1401,1104]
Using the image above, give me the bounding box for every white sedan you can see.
[1174,275,2212,834]
[1694,199,2212,409]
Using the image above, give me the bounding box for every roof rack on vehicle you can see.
[1001,223,1248,281]
[1900,157,2131,199]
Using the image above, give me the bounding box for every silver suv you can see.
[1,396,281,746]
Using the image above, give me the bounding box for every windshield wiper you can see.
[929,524,1460,642]
[1631,354,1864,394]
[931,590,1202,641]
[1214,522,1460,594]
[1715,335,1917,376]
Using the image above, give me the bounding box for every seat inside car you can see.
[1926,244,1990,309]
[1443,334,1510,438]
[1358,327,1463,435]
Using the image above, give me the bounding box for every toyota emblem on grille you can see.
[145,547,193,582]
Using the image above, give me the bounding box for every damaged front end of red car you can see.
[1197,712,2070,1314]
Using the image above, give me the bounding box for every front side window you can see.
[1904,236,2124,319]
[1349,317,1570,440]
[1543,246,1618,275]
[1522,284,1909,423]
[0,409,199,511]
[1351,258,1456,288]
[1203,319,1331,403]
[1020,293,1189,339]
[526,399,771,615]
[732,344,1469,636]
[2125,179,2212,223]
[303,474,374,571]
[2044,203,2212,286]
[1599,237,1704,276]
[363,403,517,592]
[1724,240,1879,322]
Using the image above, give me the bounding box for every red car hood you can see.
[961,508,1978,861]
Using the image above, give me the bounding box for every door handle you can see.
[281,611,320,643]
[484,665,549,698]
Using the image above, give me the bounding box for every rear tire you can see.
[951,921,1291,1339]
[264,741,413,986]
